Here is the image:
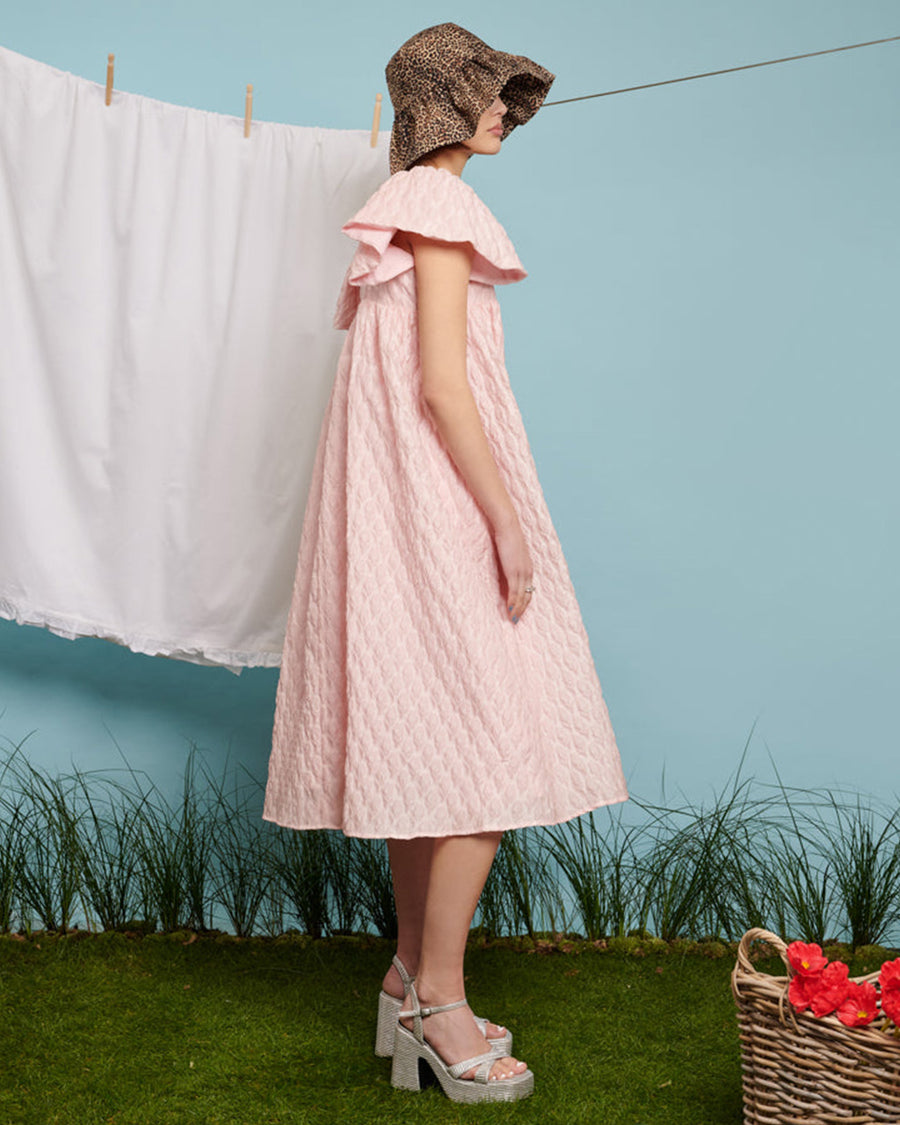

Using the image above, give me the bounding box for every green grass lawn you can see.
[2,932,754,1125]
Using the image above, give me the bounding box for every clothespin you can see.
[105,54,114,106]
[244,84,253,138]
[370,93,382,147]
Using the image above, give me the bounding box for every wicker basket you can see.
[731,928,900,1124]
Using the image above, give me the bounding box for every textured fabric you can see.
[0,43,389,670]
[262,164,628,838]
[386,23,554,174]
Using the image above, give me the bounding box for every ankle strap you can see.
[398,998,467,1020]
[399,980,468,1043]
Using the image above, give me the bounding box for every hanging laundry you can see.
[0,44,389,670]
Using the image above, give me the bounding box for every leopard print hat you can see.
[385,23,555,175]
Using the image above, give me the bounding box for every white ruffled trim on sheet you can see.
[0,597,282,674]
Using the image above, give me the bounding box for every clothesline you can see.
[543,33,900,106]
[73,31,900,141]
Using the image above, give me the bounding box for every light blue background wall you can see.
[1,2,898,809]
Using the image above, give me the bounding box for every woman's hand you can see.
[493,515,533,623]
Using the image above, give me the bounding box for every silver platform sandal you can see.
[375,954,512,1058]
[390,980,534,1103]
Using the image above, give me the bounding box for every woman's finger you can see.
[508,577,534,623]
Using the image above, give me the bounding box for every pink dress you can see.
[262,164,627,839]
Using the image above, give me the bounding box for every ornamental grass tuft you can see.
[2,736,900,949]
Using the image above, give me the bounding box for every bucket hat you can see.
[385,23,555,175]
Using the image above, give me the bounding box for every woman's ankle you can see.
[413,970,466,1006]
[383,949,421,997]
[394,948,420,977]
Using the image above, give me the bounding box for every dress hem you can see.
[260,789,630,839]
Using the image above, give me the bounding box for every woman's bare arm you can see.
[409,231,533,621]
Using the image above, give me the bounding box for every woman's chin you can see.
[478,136,503,156]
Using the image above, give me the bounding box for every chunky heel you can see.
[375,989,398,1057]
[390,1028,424,1090]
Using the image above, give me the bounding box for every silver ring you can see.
[524,585,535,593]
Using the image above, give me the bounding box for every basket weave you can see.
[731,928,900,1124]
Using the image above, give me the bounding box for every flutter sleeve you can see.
[333,164,527,329]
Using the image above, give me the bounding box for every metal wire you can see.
[543,34,900,106]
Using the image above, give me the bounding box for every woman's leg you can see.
[404,832,527,1081]
[383,836,509,1042]
[382,837,434,996]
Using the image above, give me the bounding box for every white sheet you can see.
[0,44,390,670]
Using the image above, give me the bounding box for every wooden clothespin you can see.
[370,93,382,147]
[244,84,253,138]
[105,54,115,106]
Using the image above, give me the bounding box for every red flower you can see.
[879,957,900,994]
[881,987,900,1026]
[786,941,828,976]
[836,981,879,1027]
[808,961,851,1017]
[788,972,820,1012]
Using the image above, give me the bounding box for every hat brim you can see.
[388,47,554,174]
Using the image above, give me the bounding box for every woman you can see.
[262,23,628,1103]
